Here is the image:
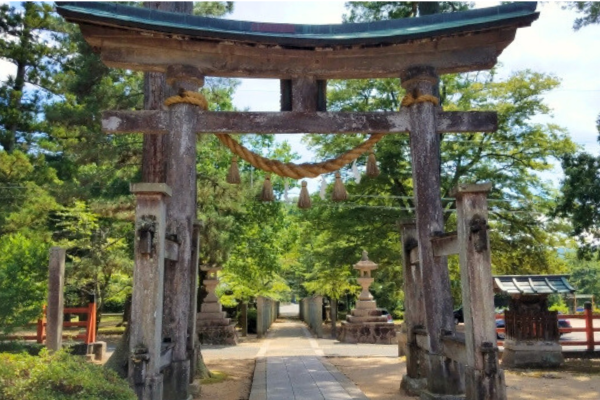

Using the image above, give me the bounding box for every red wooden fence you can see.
[1,302,97,345]
[496,306,600,350]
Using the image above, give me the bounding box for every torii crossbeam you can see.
[57,2,539,400]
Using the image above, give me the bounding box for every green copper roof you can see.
[56,2,539,48]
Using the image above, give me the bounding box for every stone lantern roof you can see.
[353,251,378,272]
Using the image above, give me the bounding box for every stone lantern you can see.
[196,266,237,345]
[337,251,396,344]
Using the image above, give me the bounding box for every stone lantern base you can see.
[501,340,563,368]
[337,321,397,344]
[337,301,396,344]
[197,323,237,345]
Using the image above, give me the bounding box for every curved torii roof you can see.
[57,2,539,79]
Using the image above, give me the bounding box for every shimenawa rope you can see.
[163,90,437,179]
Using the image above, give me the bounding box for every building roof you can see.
[56,2,538,48]
[493,275,576,295]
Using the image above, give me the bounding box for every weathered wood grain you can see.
[403,66,461,395]
[128,183,170,398]
[431,231,459,257]
[102,110,497,135]
[442,333,468,365]
[453,182,506,400]
[164,238,179,262]
[77,24,519,78]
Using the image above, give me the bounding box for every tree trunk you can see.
[330,298,337,338]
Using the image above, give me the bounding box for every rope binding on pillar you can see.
[400,92,439,108]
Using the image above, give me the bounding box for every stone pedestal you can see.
[196,267,237,345]
[337,251,396,344]
[502,341,563,368]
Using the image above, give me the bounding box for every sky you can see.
[1,1,599,194]
[223,1,600,192]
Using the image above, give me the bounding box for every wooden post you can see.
[401,66,462,397]
[454,183,506,400]
[37,306,46,344]
[585,302,594,351]
[399,220,427,395]
[86,299,97,344]
[128,183,171,400]
[46,247,66,352]
[291,77,319,112]
[141,1,193,182]
[162,65,204,400]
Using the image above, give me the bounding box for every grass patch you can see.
[98,326,126,335]
[200,371,229,385]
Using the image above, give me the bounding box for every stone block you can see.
[337,322,397,344]
[200,302,222,313]
[88,341,107,361]
[198,324,238,345]
[355,301,377,310]
[501,340,564,368]
[351,308,383,317]
[347,315,388,323]
[197,311,226,320]
[197,317,230,327]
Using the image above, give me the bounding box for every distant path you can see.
[249,320,368,400]
[278,303,299,318]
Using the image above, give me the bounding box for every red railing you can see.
[496,306,600,350]
[1,302,97,344]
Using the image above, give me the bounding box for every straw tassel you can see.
[331,172,347,202]
[226,156,241,184]
[260,173,275,202]
[297,181,311,209]
[366,149,380,178]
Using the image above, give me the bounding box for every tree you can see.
[0,2,65,153]
[566,2,600,30]
[556,144,600,260]
[556,3,600,259]
[0,233,50,333]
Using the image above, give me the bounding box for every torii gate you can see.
[57,2,539,400]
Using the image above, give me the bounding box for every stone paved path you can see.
[249,320,369,400]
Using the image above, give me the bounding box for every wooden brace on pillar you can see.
[453,183,506,400]
[129,183,171,400]
[399,220,428,396]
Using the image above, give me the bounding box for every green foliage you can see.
[556,151,600,259]
[194,2,234,17]
[343,1,469,22]
[567,256,600,301]
[0,349,136,400]
[0,233,49,333]
[0,2,66,153]
[566,2,600,30]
